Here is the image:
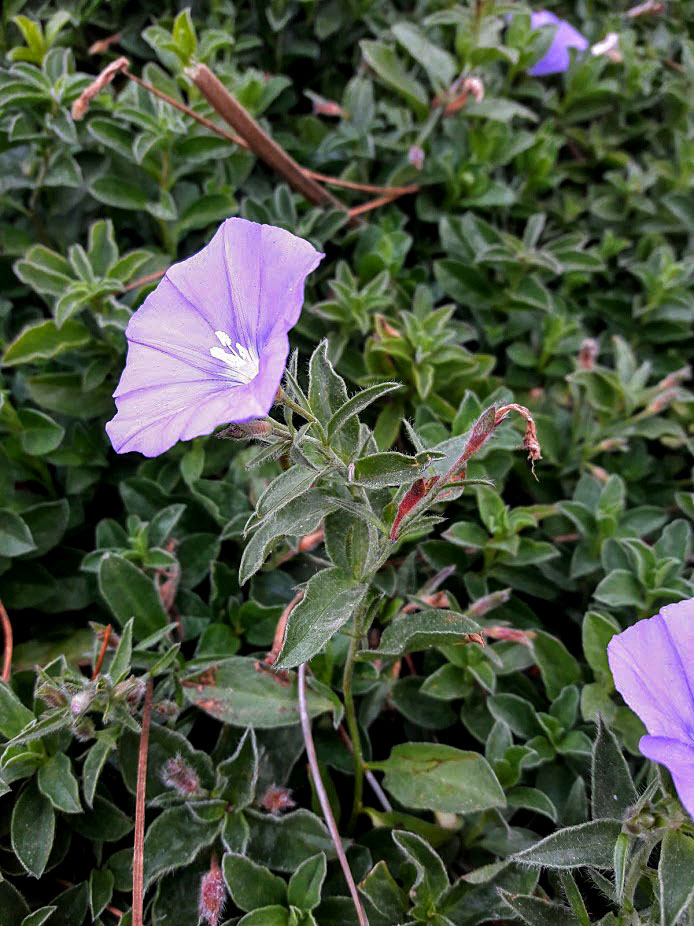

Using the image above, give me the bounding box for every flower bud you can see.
[390,478,430,542]
[408,145,425,171]
[162,755,201,796]
[218,419,273,440]
[199,856,225,926]
[578,338,599,370]
[259,785,297,813]
[467,589,512,618]
[71,690,92,716]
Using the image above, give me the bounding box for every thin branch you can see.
[298,664,369,926]
[132,677,153,926]
[338,726,392,813]
[305,170,419,196]
[124,70,248,149]
[265,590,304,666]
[187,64,348,214]
[121,269,166,292]
[91,624,112,680]
[0,599,13,683]
[348,191,412,218]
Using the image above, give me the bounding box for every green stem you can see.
[343,606,367,831]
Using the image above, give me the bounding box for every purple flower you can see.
[608,599,694,818]
[106,218,323,457]
[527,11,589,76]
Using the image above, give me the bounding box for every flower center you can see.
[209,330,259,384]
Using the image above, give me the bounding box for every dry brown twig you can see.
[0,599,13,683]
[132,678,153,926]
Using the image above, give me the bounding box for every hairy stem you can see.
[298,664,369,926]
[343,607,367,831]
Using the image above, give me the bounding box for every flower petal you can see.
[639,735,694,818]
[106,334,289,457]
[167,218,324,352]
[528,11,589,76]
[607,606,694,743]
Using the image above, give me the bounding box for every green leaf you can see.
[361,609,482,659]
[89,176,149,211]
[98,553,168,639]
[239,490,337,585]
[222,853,287,912]
[183,657,334,728]
[392,830,449,915]
[591,717,636,820]
[171,7,197,62]
[353,451,425,488]
[276,567,367,668]
[307,340,359,451]
[2,319,89,365]
[0,510,36,557]
[531,631,581,699]
[392,22,457,87]
[326,382,401,440]
[245,808,334,872]
[82,737,115,808]
[21,907,57,926]
[361,40,429,116]
[25,373,113,418]
[658,830,694,926]
[0,682,35,738]
[216,728,258,810]
[107,618,133,682]
[17,409,65,455]
[582,612,619,682]
[89,868,114,921]
[237,907,288,926]
[371,743,506,814]
[499,890,577,926]
[142,805,220,889]
[511,819,622,870]
[37,752,81,813]
[11,777,56,878]
[287,853,326,911]
[593,570,643,608]
[507,787,558,822]
[0,878,30,925]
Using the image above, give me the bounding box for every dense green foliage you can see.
[1,1,693,924]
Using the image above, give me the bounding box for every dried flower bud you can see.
[467,588,512,618]
[402,591,450,613]
[162,755,201,796]
[484,625,536,645]
[71,57,129,120]
[199,856,225,926]
[654,365,691,391]
[374,314,401,339]
[645,388,678,415]
[36,683,67,708]
[312,97,345,118]
[72,717,96,741]
[588,464,609,483]
[591,32,622,62]
[154,700,180,719]
[596,437,628,453]
[578,338,599,370]
[88,32,122,55]
[260,785,297,813]
[390,478,431,542]
[626,0,664,16]
[408,145,425,170]
[71,690,92,716]
[442,75,485,115]
[218,419,273,440]
[115,676,146,709]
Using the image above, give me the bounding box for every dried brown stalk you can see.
[91,624,112,680]
[188,63,347,213]
[132,677,153,926]
[0,599,13,683]
[265,590,304,666]
[298,664,369,926]
[121,269,166,293]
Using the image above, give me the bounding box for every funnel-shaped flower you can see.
[106,218,323,457]
[528,11,589,76]
[608,599,694,818]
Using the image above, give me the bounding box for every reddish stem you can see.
[0,599,12,683]
[132,678,153,926]
[91,624,112,681]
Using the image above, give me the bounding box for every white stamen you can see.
[209,329,259,384]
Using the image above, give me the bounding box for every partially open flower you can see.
[608,599,694,819]
[527,11,589,76]
[106,219,323,457]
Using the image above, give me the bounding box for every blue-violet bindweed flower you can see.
[106,218,324,457]
[527,11,589,76]
[608,598,694,818]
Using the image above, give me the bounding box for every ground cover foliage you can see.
[1,0,693,924]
